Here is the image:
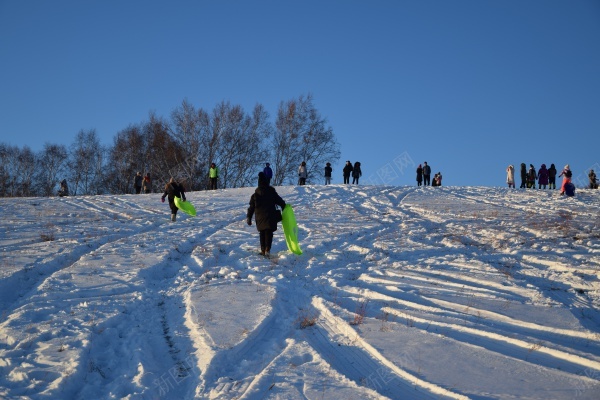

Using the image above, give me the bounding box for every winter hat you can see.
[266,163,270,166]
[258,172,267,186]
[565,164,570,169]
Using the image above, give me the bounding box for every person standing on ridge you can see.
[416,164,423,186]
[548,163,557,189]
[352,162,362,184]
[298,161,307,185]
[161,177,186,222]
[143,173,153,193]
[519,163,527,188]
[134,171,143,194]
[506,165,515,188]
[247,172,286,257]
[537,164,549,189]
[209,163,219,190]
[342,161,353,184]
[263,163,273,185]
[527,164,537,188]
[589,169,598,189]
[58,179,69,197]
[559,164,572,195]
[324,162,332,185]
[423,162,431,186]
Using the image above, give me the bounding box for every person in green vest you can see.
[209,163,219,190]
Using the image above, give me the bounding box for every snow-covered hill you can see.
[1,185,599,399]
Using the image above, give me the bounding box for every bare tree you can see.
[143,112,184,191]
[170,99,212,191]
[272,94,339,185]
[0,144,37,197]
[208,102,271,189]
[35,143,68,196]
[104,125,145,194]
[68,129,105,195]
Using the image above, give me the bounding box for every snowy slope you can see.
[1,185,599,399]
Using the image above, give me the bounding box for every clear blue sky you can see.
[1,0,599,187]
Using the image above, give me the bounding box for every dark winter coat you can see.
[423,164,431,177]
[343,163,353,177]
[324,165,332,177]
[162,181,186,213]
[352,163,362,178]
[520,164,527,180]
[537,164,549,185]
[548,165,557,179]
[134,173,143,188]
[416,166,423,182]
[247,176,286,232]
[263,166,273,180]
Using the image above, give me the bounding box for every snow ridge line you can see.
[312,297,470,400]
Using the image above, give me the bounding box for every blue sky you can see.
[1,0,599,187]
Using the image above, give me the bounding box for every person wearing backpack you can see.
[247,172,286,257]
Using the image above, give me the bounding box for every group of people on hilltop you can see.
[506,163,589,196]
[273,160,364,186]
[133,172,153,194]
[507,163,558,190]
[416,162,442,186]
[342,161,362,184]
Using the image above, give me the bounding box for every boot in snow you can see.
[171,214,176,222]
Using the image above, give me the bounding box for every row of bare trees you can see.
[0,94,340,197]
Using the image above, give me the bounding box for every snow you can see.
[1,185,600,399]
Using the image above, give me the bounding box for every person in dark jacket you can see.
[58,179,69,197]
[134,172,143,194]
[537,164,549,189]
[161,177,186,222]
[352,162,362,184]
[416,164,423,186]
[263,163,273,185]
[548,164,557,189]
[247,172,286,257]
[423,162,431,186]
[342,161,353,184]
[520,163,527,188]
[324,162,332,185]
[589,169,598,189]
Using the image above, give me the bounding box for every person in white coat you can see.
[506,165,515,188]
[298,161,307,185]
